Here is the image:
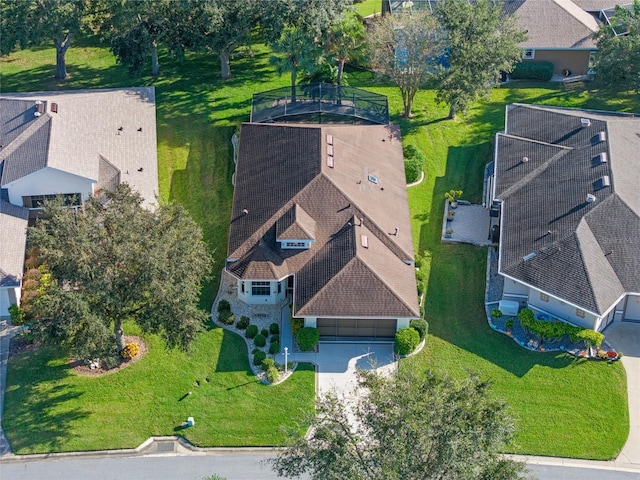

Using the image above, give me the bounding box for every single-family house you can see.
[226,123,420,340]
[490,103,640,331]
[0,87,159,317]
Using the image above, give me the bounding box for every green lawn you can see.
[353,0,382,17]
[1,40,636,457]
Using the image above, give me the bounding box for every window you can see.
[23,193,81,208]
[540,292,549,302]
[251,281,271,296]
[277,282,281,294]
[284,241,307,248]
[240,282,245,294]
[576,309,586,318]
[523,49,535,60]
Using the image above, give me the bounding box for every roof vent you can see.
[34,111,41,117]
[597,152,607,164]
[586,194,596,203]
[368,174,378,184]
[522,156,529,163]
[581,118,591,127]
[51,102,58,113]
[598,131,606,142]
[327,144,334,156]
[595,175,610,189]
[361,235,369,248]
[523,252,537,261]
[326,134,333,146]
[327,156,334,168]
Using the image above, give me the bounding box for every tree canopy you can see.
[0,0,85,79]
[28,184,212,367]
[594,0,640,91]
[434,0,527,119]
[324,11,367,85]
[272,368,528,479]
[368,10,444,117]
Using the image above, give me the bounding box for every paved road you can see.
[2,452,640,480]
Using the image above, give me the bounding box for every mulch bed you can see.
[70,335,148,376]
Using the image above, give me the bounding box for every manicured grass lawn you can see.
[353,0,382,17]
[2,41,636,457]
[3,324,315,453]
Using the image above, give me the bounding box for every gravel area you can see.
[485,246,504,304]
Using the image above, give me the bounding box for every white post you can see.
[284,347,289,373]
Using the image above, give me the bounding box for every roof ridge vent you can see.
[586,193,596,203]
[523,252,537,261]
[581,118,591,127]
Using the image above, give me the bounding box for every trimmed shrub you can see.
[24,256,40,270]
[23,268,42,281]
[417,281,425,298]
[217,299,231,313]
[121,343,140,359]
[262,357,275,370]
[252,348,260,354]
[253,350,266,366]
[270,334,280,344]
[269,342,281,355]
[218,310,234,325]
[511,61,554,81]
[8,304,24,325]
[266,366,279,383]
[403,145,425,184]
[269,323,280,334]
[236,315,250,330]
[297,327,319,352]
[491,308,503,318]
[101,354,120,370]
[245,324,258,339]
[291,317,304,337]
[505,318,514,329]
[254,333,267,347]
[21,279,39,291]
[575,329,604,348]
[409,319,428,340]
[395,327,420,355]
[261,328,269,338]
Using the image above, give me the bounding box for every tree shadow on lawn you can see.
[4,346,90,453]
[214,329,254,375]
[416,145,578,377]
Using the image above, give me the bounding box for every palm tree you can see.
[325,12,366,86]
[269,27,320,103]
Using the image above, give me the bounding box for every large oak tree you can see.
[28,184,212,366]
[272,368,529,480]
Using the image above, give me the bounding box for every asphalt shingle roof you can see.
[496,104,640,315]
[227,123,419,319]
[0,199,28,287]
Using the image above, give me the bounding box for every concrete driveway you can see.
[279,342,397,400]
[603,322,640,465]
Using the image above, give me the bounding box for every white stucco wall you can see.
[527,287,598,330]
[397,318,411,330]
[503,277,529,296]
[6,167,94,207]
[625,294,640,322]
[237,279,287,305]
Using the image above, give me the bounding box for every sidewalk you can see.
[0,320,21,455]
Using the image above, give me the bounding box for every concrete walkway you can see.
[0,321,20,455]
[602,322,640,464]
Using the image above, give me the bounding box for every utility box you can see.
[499,300,519,317]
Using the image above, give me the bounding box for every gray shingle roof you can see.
[0,115,52,186]
[496,104,640,314]
[227,123,419,319]
[0,199,28,287]
[503,0,600,49]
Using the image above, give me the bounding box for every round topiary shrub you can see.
[261,328,269,338]
[217,299,231,313]
[409,319,428,340]
[270,334,280,344]
[121,343,140,359]
[297,327,319,352]
[269,342,280,355]
[395,327,420,356]
[218,310,234,325]
[491,308,503,318]
[253,350,266,366]
[236,315,250,330]
[269,323,280,334]
[246,324,258,339]
[254,333,267,347]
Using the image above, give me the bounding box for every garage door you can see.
[317,318,396,341]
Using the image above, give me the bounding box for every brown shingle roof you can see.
[227,123,419,319]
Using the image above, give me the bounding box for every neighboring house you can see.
[490,103,640,332]
[505,0,632,76]
[0,87,159,317]
[226,123,419,341]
